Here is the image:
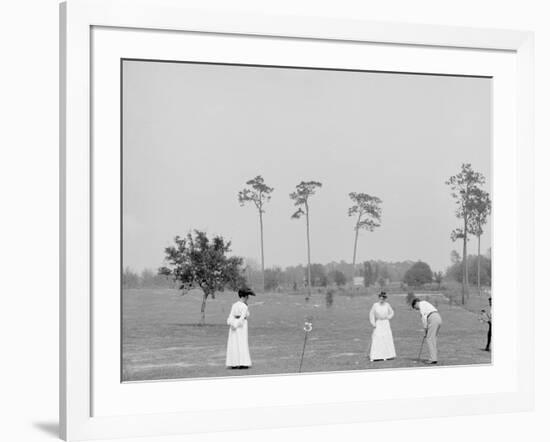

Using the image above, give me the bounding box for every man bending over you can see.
[412,298,442,365]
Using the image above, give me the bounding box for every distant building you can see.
[353,276,364,287]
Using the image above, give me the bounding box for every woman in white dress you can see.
[369,292,396,361]
[226,288,255,369]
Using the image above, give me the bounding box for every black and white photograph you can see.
[3,0,547,440]
[121,59,493,382]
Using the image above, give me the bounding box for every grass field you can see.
[122,288,491,381]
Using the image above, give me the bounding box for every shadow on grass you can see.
[402,357,426,363]
[173,323,226,328]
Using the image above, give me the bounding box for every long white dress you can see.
[369,301,396,361]
[225,301,252,367]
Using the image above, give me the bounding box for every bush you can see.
[328,270,347,287]
[403,261,433,287]
[325,289,334,308]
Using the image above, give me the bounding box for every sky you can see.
[122,60,492,274]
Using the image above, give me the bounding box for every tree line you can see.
[244,259,418,292]
[445,250,492,287]
[122,267,177,289]
[155,163,491,322]
[127,251,490,293]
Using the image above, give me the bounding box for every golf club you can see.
[416,333,427,362]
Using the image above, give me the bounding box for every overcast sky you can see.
[122,60,491,274]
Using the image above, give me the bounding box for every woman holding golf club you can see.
[369,292,396,362]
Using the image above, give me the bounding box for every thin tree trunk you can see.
[352,213,361,273]
[352,228,360,271]
[477,234,481,296]
[462,214,469,305]
[259,210,265,292]
[305,204,312,301]
[200,292,207,325]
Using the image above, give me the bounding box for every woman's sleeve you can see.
[227,305,235,327]
[369,305,376,327]
[387,304,394,320]
[232,304,247,328]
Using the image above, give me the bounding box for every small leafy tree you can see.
[403,261,433,287]
[158,230,246,324]
[290,181,322,300]
[238,175,274,291]
[348,193,382,272]
[328,269,347,287]
[446,163,486,304]
[325,289,334,308]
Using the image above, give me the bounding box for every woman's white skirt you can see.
[226,321,251,367]
[370,319,396,361]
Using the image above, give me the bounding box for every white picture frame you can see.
[60,0,534,440]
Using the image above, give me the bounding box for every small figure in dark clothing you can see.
[480,297,492,351]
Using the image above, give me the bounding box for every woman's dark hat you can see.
[378,291,387,298]
[238,288,256,297]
